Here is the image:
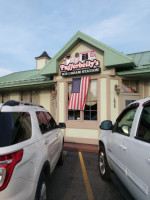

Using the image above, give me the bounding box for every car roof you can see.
[0,100,47,113]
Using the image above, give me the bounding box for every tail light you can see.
[0,149,23,191]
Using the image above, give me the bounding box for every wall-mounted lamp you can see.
[114,84,121,95]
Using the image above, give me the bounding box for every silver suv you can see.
[0,100,66,200]
[99,97,150,200]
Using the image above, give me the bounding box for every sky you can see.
[0,0,150,76]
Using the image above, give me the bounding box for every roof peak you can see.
[35,51,51,59]
[39,31,134,75]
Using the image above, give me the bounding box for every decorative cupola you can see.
[35,51,51,70]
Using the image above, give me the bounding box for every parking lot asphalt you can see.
[48,150,134,200]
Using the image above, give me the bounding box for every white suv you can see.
[99,97,150,200]
[0,100,66,200]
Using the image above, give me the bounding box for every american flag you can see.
[44,112,51,121]
[37,112,47,124]
[68,77,90,110]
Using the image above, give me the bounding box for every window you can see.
[84,104,97,120]
[36,111,49,134]
[68,79,97,121]
[66,54,71,59]
[122,80,139,93]
[75,53,79,58]
[136,106,150,142]
[125,100,136,107]
[44,112,57,129]
[84,79,97,120]
[114,105,138,136]
[68,110,80,120]
[36,112,58,134]
[0,112,31,147]
[82,53,88,61]
[68,83,80,120]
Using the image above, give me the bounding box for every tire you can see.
[35,172,49,200]
[57,147,64,166]
[98,145,111,181]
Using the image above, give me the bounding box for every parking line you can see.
[78,151,95,200]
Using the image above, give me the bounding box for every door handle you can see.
[147,158,150,164]
[119,144,127,150]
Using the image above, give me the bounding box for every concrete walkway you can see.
[64,142,99,153]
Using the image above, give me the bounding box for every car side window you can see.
[44,112,58,130]
[136,106,150,142]
[13,112,32,143]
[36,111,49,134]
[114,106,138,136]
[0,112,31,147]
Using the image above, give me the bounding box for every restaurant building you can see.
[0,31,150,145]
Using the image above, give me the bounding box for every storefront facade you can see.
[0,32,150,145]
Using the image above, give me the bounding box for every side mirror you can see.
[59,123,66,129]
[100,120,113,130]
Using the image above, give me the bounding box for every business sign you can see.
[123,88,136,93]
[59,59,101,77]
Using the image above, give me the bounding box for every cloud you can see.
[0,67,14,77]
[0,0,149,73]
[83,15,124,41]
[82,3,150,53]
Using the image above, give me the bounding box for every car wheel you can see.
[35,172,49,200]
[98,145,111,181]
[58,146,64,166]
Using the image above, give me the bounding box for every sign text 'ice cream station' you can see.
[59,59,101,77]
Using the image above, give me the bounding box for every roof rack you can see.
[3,100,44,108]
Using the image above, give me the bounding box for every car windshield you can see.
[0,112,31,147]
